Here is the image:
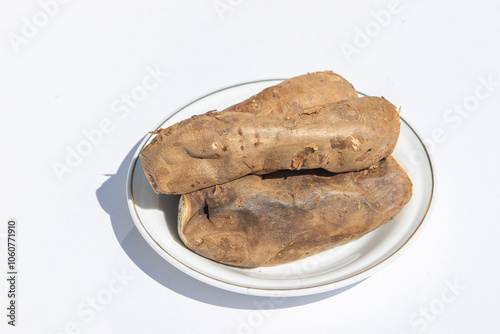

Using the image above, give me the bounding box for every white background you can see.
[1,0,499,333]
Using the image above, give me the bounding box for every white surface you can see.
[128,81,434,296]
[1,0,499,333]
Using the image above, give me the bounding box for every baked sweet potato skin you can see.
[141,71,357,195]
[225,71,358,115]
[178,156,412,267]
[142,96,400,194]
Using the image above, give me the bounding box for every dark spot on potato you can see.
[240,145,244,150]
[238,128,243,136]
[222,146,227,151]
[304,146,315,154]
[337,151,345,166]
[150,136,161,145]
[330,137,349,150]
[202,200,209,218]
[254,142,262,147]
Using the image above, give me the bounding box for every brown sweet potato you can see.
[142,96,400,194]
[141,71,357,195]
[178,156,412,267]
[224,71,358,115]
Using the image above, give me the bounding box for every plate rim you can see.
[126,79,435,297]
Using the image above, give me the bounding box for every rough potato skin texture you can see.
[142,96,400,194]
[178,156,412,267]
[225,71,358,115]
[141,71,356,195]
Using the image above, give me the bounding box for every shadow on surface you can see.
[96,138,361,309]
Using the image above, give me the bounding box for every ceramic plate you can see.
[126,80,434,297]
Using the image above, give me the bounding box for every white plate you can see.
[126,80,434,297]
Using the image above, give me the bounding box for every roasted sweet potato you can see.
[178,156,412,267]
[142,96,400,194]
[142,71,357,195]
[224,71,358,115]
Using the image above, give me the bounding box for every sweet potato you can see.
[178,156,412,267]
[224,71,358,115]
[142,71,357,195]
[142,96,400,194]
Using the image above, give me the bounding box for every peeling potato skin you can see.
[178,156,412,267]
[142,96,400,194]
